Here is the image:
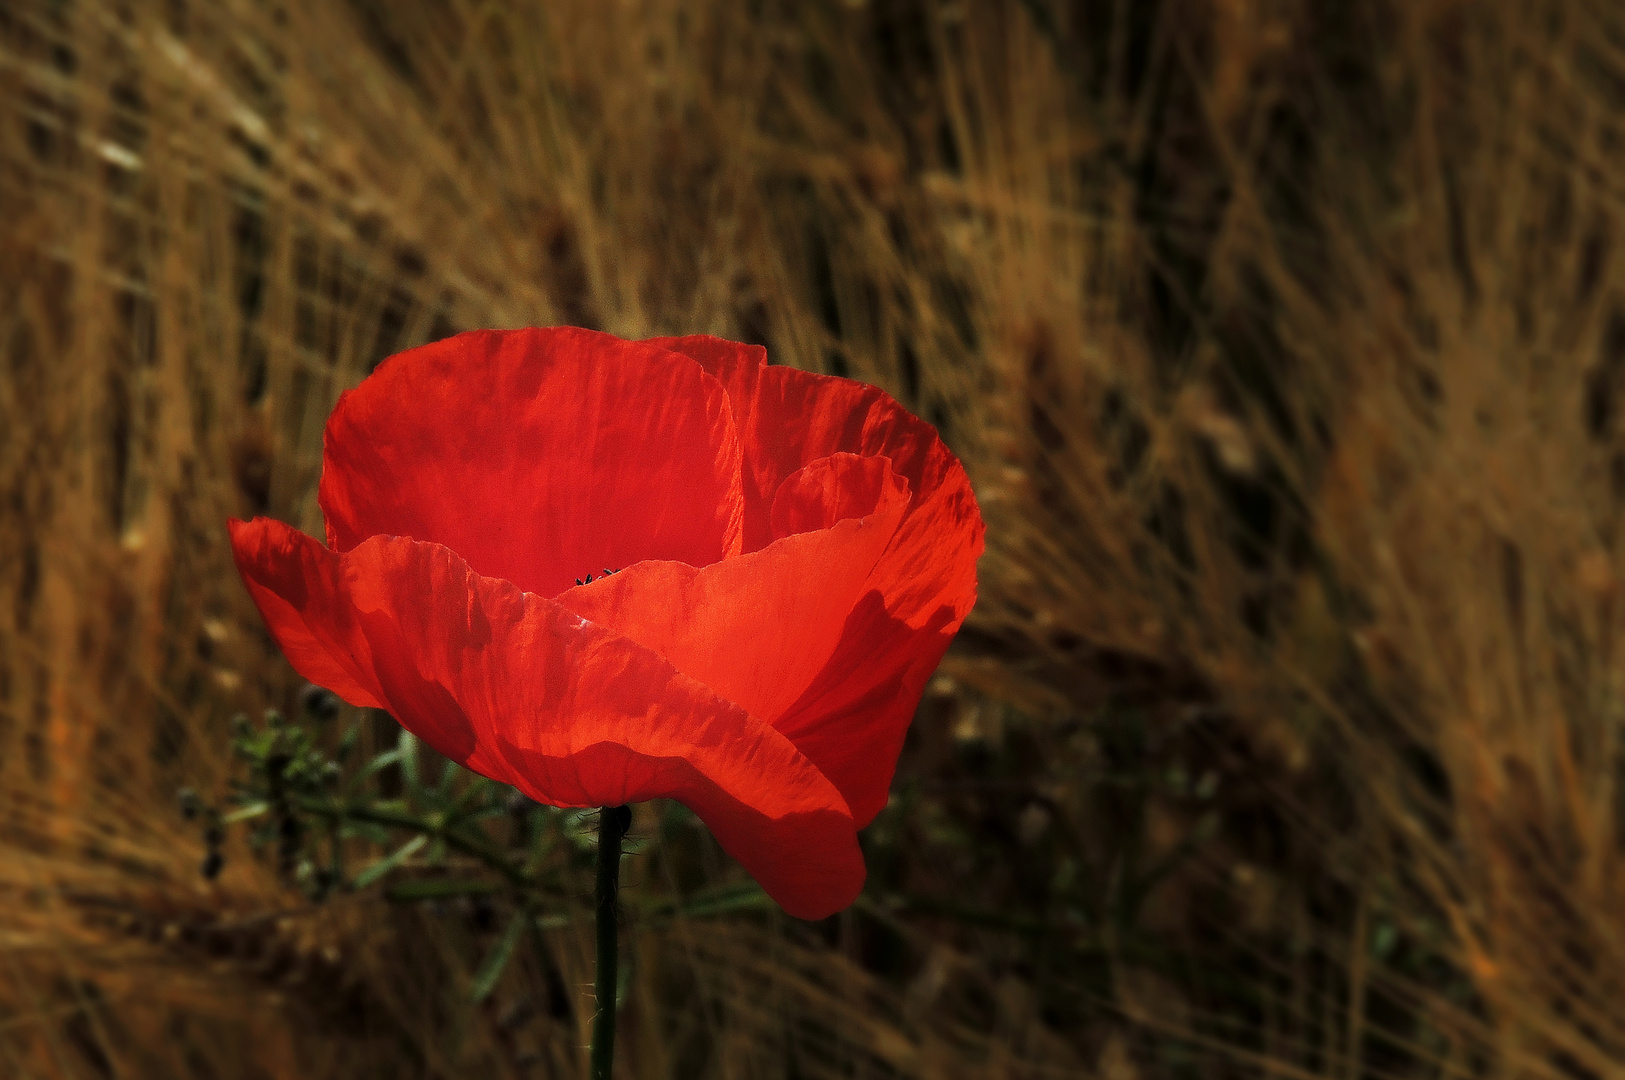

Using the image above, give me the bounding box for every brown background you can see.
[2,1,1623,1077]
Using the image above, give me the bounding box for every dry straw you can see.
[2,0,1624,1077]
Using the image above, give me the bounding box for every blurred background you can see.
[4,0,1625,1076]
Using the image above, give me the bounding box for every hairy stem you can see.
[591,805,631,1080]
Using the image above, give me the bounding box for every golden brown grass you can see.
[3,0,1625,1076]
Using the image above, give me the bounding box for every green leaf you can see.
[340,820,392,844]
[335,719,361,763]
[348,748,401,793]
[521,829,556,876]
[398,731,420,792]
[221,800,270,824]
[531,910,575,930]
[352,835,427,890]
[1371,920,1399,959]
[469,910,526,1002]
[240,729,276,760]
[450,776,496,813]
[678,882,771,918]
[455,804,509,825]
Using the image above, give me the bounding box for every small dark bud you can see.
[177,787,200,820]
[204,824,224,847]
[299,683,341,721]
[201,851,225,880]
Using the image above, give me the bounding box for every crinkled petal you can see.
[768,452,902,539]
[775,596,963,825]
[645,337,774,548]
[559,454,908,724]
[228,517,863,919]
[320,328,744,597]
[648,336,985,824]
[229,516,480,767]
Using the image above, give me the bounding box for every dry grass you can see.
[3,0,1625,1076]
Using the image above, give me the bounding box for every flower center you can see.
[574,567,622,587]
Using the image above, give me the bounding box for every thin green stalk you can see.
[290,795,531,888]
[591,805,631,1080]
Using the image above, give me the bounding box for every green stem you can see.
[591,805,630,1080]
[291,796,531,888]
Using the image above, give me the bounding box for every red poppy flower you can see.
[229,328,983,919]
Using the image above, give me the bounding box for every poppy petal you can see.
[649,336,984,824]
[230,517,492,776]
[644,336,775,549]
[768,452,903,539]
[320,328,744,598]
[558,454,909,724]
[229,518,390,711]
[228,517,863,919]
